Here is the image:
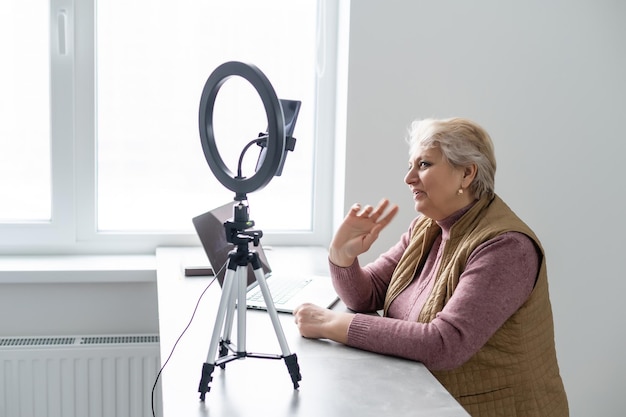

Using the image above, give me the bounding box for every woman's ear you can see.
[463,164,478,187]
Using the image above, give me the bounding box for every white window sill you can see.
[0,254,157,284]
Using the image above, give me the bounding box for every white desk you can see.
[156,246,469,417]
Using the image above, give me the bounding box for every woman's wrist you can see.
[329,247,355,267]
[326,312,354,344]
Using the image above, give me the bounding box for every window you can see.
[0,0,340,254]
[0,2,50,223]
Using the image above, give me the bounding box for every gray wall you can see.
[0,280,159,336]
[342,1,625,416]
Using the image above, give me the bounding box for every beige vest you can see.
[385,195,568,417]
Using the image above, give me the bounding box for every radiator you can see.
[0,335,162,417]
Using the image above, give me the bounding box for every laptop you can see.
[192,202,338,313]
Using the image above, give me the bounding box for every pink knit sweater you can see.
[329,205,539,371]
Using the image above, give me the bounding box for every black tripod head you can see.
[224,201,263,250]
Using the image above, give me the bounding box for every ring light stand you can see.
[196,61,301,401]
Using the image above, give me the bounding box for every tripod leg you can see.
[198,266,237,400]
[220,268,240,364]
[206,267,237,362]
[253,267,302,389]
[219,265,249,360]
[236,264,248,355]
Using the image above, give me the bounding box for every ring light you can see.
[196,62,303,400]
[198,61,285,197]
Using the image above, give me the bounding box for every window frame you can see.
[0,0,341,255]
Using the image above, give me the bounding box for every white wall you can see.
[341,1,625,416]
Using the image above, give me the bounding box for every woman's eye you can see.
[408,161,431,171]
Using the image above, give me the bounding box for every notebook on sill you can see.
[191,202,338,313]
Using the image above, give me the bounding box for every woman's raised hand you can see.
[329,198,399,267]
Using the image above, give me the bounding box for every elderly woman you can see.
[293,118,568,417]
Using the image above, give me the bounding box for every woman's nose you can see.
[404,169,415,185]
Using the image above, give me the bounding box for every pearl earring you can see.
[457,188,464,195]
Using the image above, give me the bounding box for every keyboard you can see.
[247,277,312,305]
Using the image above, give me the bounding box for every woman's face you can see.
[404,145,473,221]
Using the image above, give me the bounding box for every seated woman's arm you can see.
[344,232,538,370]
[295,232,538,371]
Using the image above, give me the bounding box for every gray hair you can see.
[406,118,496,199]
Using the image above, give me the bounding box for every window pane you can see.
[96,1,317,232]
[0,2,51,222]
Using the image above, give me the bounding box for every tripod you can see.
[197,201,301,401]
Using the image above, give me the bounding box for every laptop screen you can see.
[192,202,272,288]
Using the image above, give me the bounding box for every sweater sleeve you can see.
[329,223,413,312]
[345,232,539,371]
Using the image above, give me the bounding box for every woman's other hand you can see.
[293,303,354,344]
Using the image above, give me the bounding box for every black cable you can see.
[237,137,267,178]
[151,261,228,417]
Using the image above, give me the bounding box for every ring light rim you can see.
[198,61,285,196]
